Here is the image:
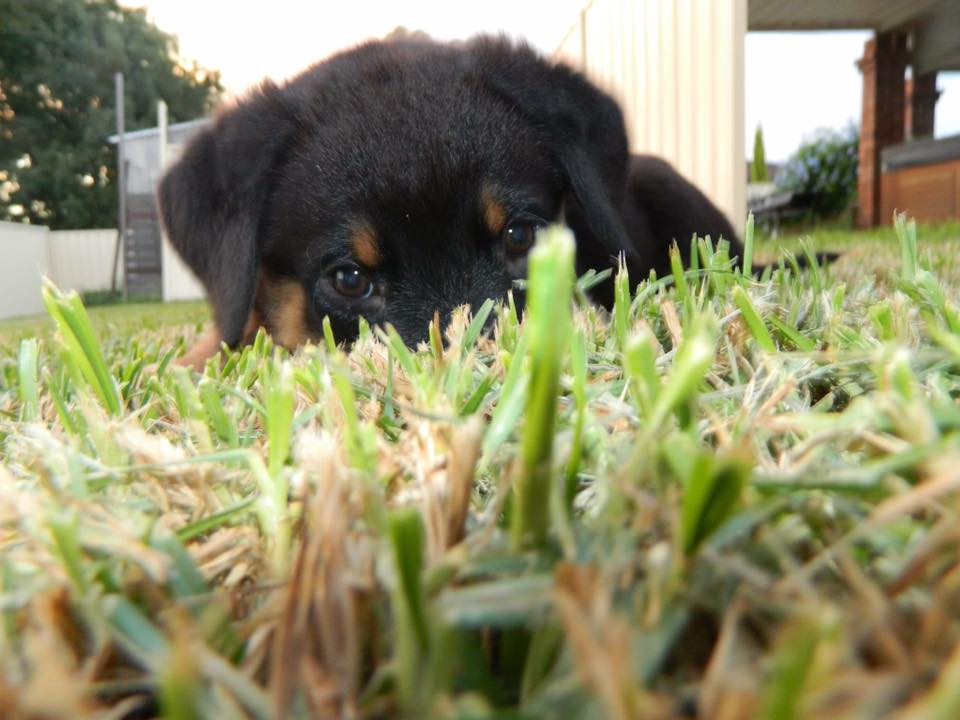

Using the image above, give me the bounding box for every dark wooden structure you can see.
[123,194,164,299]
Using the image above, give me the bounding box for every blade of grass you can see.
[198,378,239,445]
[17,338,40,421]
[512,225,575,550]
[741,212,755,275]
[649,314,718,431]
[101,594,170,671]
[389,507,431,715]
[612,254,631,352]
[262,360,295,478]
[159,633,202,720]
[679,452,750,555]
[175,497,257,541]
[896,212,918,282]
[731,285,776,353]
[42,279,122,415]
[479,331,530,468]
[564,328,588,512]
[462,298,495,351]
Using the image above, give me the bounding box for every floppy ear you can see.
[468,37,638,268]
[157,83,294,347]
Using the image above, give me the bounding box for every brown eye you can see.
[502,219,543,257]
[332,267,374,299]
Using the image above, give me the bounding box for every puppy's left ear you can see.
[158,83,294,347]
[469,38,636,266]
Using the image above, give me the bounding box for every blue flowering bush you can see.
[776,124,859,218]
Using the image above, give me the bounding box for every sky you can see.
[131,1,960,163]
[746,31,960,160]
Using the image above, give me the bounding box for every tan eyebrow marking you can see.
[481,185,508,236]
[350,221,381,268]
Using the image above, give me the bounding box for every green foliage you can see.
[751,124,769,183]
[776,123,859,219]
[0,0,222,228]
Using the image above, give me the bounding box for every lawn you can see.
[2,218,960,718]
[0,300,208,352]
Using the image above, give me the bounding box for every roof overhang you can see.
[748,0,960,73]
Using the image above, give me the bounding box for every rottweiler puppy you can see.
[159,35,740,364]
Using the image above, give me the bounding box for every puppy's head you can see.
[159,37,634,351]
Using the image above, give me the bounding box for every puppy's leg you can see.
[175,326,223,372]
[175,312,261,372]
[623,156,840,274]
[622,154,742,275]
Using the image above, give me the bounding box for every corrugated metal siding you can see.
[0,224,115,321]
[46,229,117,293]
[555,0,747,233]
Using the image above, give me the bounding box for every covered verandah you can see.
[749,0,960,227]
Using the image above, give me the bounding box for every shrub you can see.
[776,124,859,218]
[80,290,125,307]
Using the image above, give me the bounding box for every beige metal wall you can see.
[556,0,747,234]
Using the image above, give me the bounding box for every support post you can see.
[111,72,126,296]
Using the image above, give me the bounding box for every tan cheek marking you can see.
[351,222,381,268]
[482,187,508,236]
[260,278,308,349]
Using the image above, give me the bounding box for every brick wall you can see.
[857,32,909,228]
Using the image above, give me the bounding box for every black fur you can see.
[158,35,742,348]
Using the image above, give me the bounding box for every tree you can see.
[0,0,221,229]
[750,124,768,183]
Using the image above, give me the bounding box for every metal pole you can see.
[158,99,168,302]
[111,72,126,297]
[158,100,168,169]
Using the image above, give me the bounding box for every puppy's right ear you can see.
[467,37,638,272]
[158,83,293,347]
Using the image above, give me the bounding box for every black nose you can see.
[481,307,498,337]
[392,295,507,349]
[509,287,527,318]
[389,260,518,347]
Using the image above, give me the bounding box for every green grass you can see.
[757,219,960,286]
[2,219,960,718]
[760,218,960,251]
[0,299,208,351]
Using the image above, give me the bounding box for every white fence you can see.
[555,0,747,232]
[0,223,51,320]
[0,222,117,320]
